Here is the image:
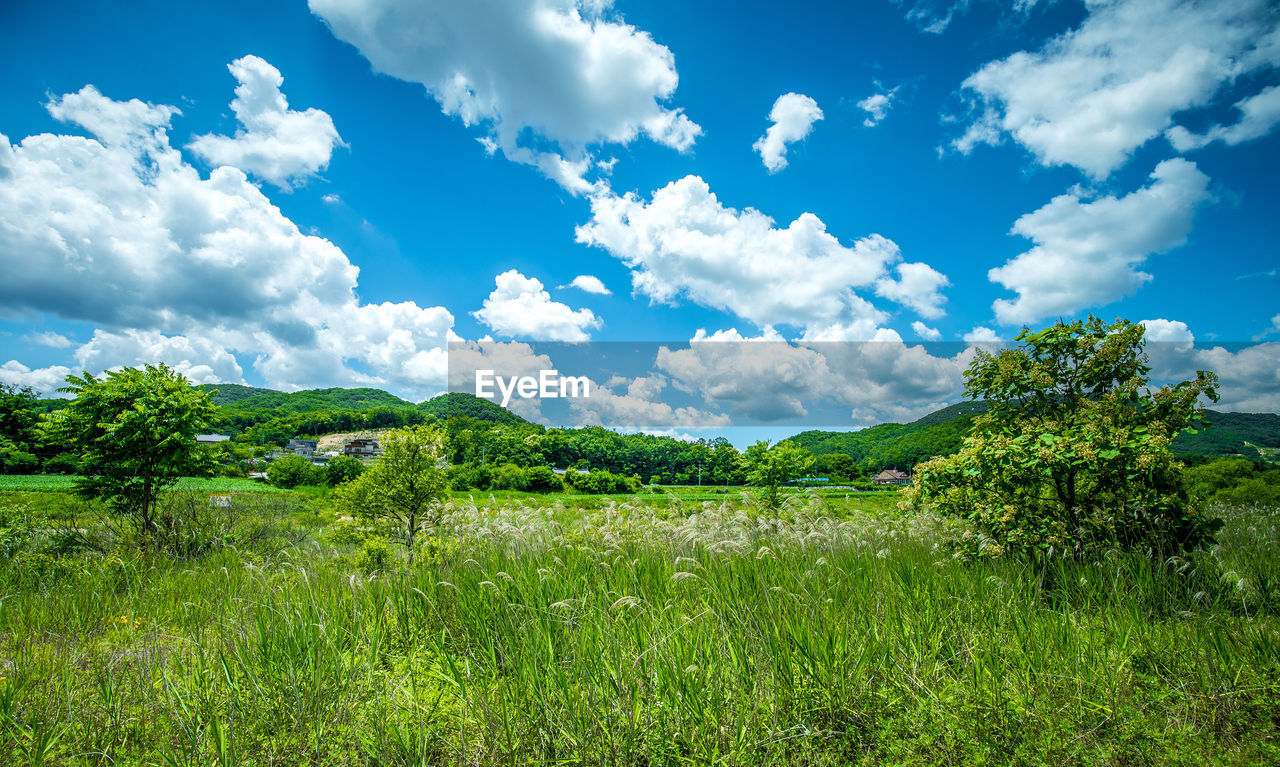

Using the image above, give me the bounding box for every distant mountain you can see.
[417,392,530,425]
[786,403,984,473]
[787,403,1280,469]
[1173,411,1280,460]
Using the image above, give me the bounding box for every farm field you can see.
[1,484,1277,765]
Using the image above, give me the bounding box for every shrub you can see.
[525,465,564,493]
[324,455,367,486]
[266,455,324,489]
[491,463,529,491]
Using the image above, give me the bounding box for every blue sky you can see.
[1,0,1278,431]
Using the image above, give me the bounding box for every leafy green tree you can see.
[525,465,564,493]
[905,317,1221,559]
[333,425,449,563]
[266,454,324,488]
[324,455,367,486]
[0,383,40,474]
[44,365,217,537]
[744,440,815,509]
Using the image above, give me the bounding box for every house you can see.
[195,434,230,445]
[871,469,911,486]
[287,438,318,456]
[344,438,381,458]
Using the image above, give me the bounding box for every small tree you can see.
[905,316,1221,559]
[44,365,216,538]
[744,440,814,510]
[324,455,366,486]
[266,454,324,488]
[333,424,449,563]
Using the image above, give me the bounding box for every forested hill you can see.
[787,404,1280,471]
[195,384,414,411]
[786,406,983,474]
[1174,411,1280,460]
[417,392,529,425]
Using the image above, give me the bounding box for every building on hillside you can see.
[196,434,230,444]
[871,469,911,486]
[344,438,381,458]
[287,438,318,456]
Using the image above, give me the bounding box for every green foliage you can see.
[42,364,217,538]
[418,391,531,425]
[0,384,41,474]
[323,455,366,486]
[788,409,980,475]
[524,465,563,493]
[265,455,325,489]
[562,467,641,494]
[744,440,814,509]
[906,316,1222,559]
[491,462,530,491]
[333,424,449,561]
[1184,457,1280,506]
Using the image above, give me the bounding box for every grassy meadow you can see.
[1,485,1278,765]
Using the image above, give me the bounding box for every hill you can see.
[417,392,530,425]
[786,404,983,473]
[197,384,414,412]
[1173,410,1280,460]
[787,404,1280,470]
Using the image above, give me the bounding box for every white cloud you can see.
[753,92,823,173]
[955,0,1280,177]
[912,321,942,340]
[0,360,74,397]
[857,87,898,127]
[963,326,1002,344]
[1166,84,1280,150]
[576,175,942,336]
[188,56,343,188]
[562,274,612,295]
[989,158,1211,325]
[874,261,950,319]
[308,0,699,192]
[1140,319,1280,412]
[472,269,601,341]
[24,331,73,349]
[0,83,453,401]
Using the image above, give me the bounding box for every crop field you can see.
[1,485,1277,766]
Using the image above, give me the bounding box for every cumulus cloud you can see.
[912,321,942,340]
[562,274,612,295]
[188,56,343,188]
[24,331,73,349]
[955,0,1280,177]
[963,326,1002,344]
[1141,319,1280,412]
[308,0,699,192]
[0,82,453,400]
[576,175,944,336]
[857,87,898,127]
[874,261,950,319]
[473,270,601,341]
[753,92,823,173]
[0,360,75,397]
[1166,84,1280,150]
[989,158,1211,325]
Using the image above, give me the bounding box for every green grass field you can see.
[1,485,1277,765]
[0,475,287,493]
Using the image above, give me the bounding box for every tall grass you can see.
[0,492,1277,765]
